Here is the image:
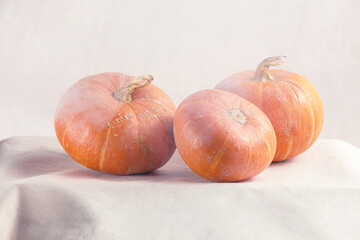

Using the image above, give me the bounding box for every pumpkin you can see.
[54,73,176,174]
[216,56,324,162]
[173,89,276,182]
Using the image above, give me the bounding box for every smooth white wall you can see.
[1,0,359,146]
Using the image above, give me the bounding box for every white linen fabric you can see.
[0,137,359,240]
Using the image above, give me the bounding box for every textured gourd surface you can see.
[217,69,324,162]
[55,73,176,174]
[174,89,276,182]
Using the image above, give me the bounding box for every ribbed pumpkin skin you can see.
[173,89,276,182]
[216,70,324,162]
[54,73,176,174]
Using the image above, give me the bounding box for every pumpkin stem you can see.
[113,75,153,102]
[254,55,286,82]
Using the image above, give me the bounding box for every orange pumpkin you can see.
[216,56,324,162]
[54,73,176,174]
[173,89,276,182]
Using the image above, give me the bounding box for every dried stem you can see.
[253,55,286,82]
[113,75,153,102]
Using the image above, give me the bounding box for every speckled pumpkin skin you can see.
[216,70,324,162]
[55,73,176,174]
[173,89,276,182]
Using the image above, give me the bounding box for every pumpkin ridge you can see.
[139,134,152,170]
[126,103,145,172]
[99,126,111,171]
[282,80,316,150]
[282,82,304,157]
[286,83,316,154]
[206,132,231,178]
[130,100,175,170]
[61,114,77,148]
[130,100,169,141]
[274,82,297,160]
[184,117,227,158]
[108,77,120,92]
[131,98,169,120]
[245,123,273,161]
[274,83,294,159]
[91,78,115,93]
[242,125,253,177]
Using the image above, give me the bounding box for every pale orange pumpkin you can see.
[173,89,276,182]
[216,56,324,162]
[54,73,176,174]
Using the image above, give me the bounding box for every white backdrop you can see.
[1,0,359,147]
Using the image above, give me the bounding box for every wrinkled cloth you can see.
[0,137,359,240]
